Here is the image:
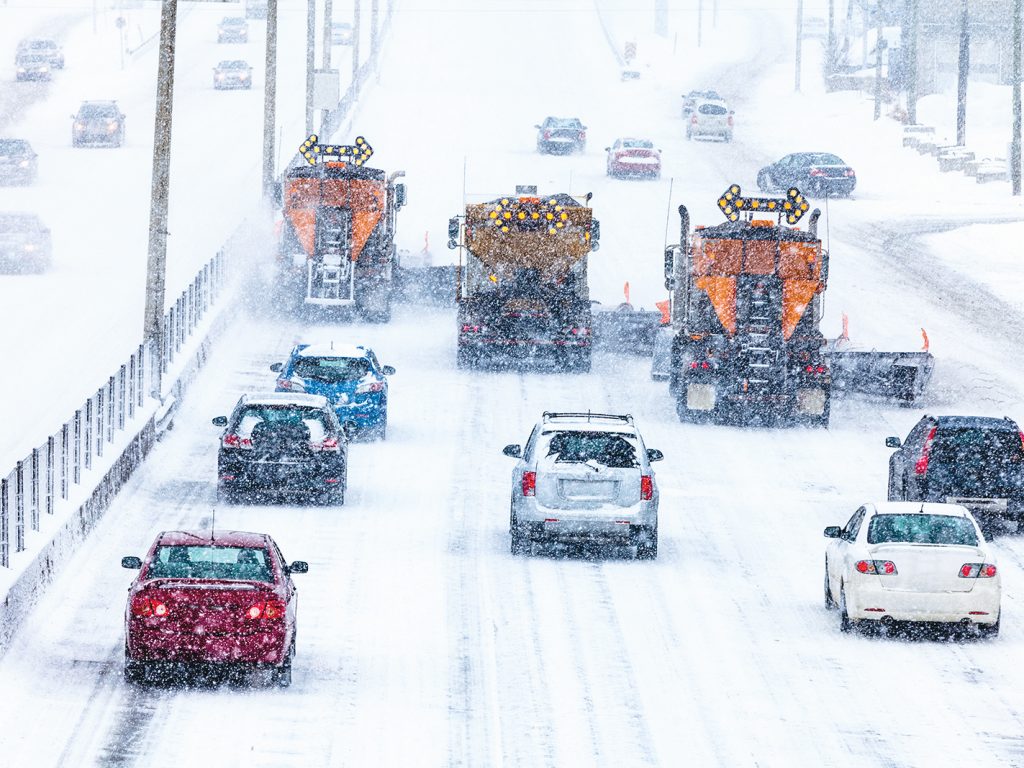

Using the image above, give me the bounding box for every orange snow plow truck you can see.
[277,135,406,321]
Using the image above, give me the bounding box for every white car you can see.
[503,412,663,559]
[685,100,733,142]
[824,502,1000,636]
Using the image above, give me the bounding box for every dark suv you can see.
[71,101,125,147]
[212,393,350,504]
[535,117,587,154]
[886,415,1024,525]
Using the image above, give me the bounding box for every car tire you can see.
[839,585,853,633]
[635,526,658,560]
[824,561,836,609]
[686,129,692,141]
[275,639,295,687]
[456,346,475,370]
[886,470,899,502]
[124,651,146,684]
[372,412,388,441]
[510,510,528,556]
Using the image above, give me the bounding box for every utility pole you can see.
[1013,0,1022,196]
[826,0,835,74]
[795,0,803,92]
[955,0,969,145]
[697,0,703,48]
[370,0,379,60]
[321,0,333,136]
[654,0,667,36]
[352,0,361,87]
[305,0,315,135]
[143,0,178,399]
[907,0,918,124]
[873,10,885,120]
[262,0,278,199]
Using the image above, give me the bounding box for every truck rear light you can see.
[689,361,710,370]
[914,426,937,475]
[461,324,482,333]
[804,364,827,374]
[960,563,998,578]
[566,327,591,336]
[522,471,536,497]
[131,596,169,618]
[222,434,253,450]
[640,475,653,500]
[855,560,897,575]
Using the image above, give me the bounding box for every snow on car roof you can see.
[871,501,973,518]
[295,342,369,359]
[240,392,330,408]
[157,530,269,547]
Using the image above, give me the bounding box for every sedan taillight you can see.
[245,599,287,620]
[131,596,169,618]
[855,560,897,575]
[960,563,998,578]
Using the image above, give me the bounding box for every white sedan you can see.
[823,501,1000,636]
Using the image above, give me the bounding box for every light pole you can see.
[262,0,278,199]
[795,0,804,92]
[955,0,969,146]
[305,0,315,135]
[1013,0,1022,196]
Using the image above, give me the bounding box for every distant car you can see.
[802,16,827,39]
[681,89,721,117]
[121,529,308,686]
[503,411,663,558]
[217,17,249,43]
[620,68,641,81]
[14,52,53,81]
[886,415,1024,527]
[16,38,64,69]
[0,139,38,185]
[605,137,661,179]
[213,392,350,503]
[71,101,125,147]
[756,152,856,197]
[535,117,587,154]
[331,21,354,45]
[824,502,1000,636]
[0,212,51,273]
[213,59,253,89]
[271,343,395,440]
[686,100,733,142]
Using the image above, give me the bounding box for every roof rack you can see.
[541,411,633,425]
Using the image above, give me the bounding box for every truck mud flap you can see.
[825,350,934,403]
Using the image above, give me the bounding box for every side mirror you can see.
[288,560,309,574]
[121,556,142,569]
[646,448,664,462]
[381,365,396,375]
[212,416,228,427]
[604,147,610,152]
[663,247,676,291]
[590,220,600,252]
[502,444,522,458]
[823,526,842,539]
[269,362,283,372]
[447,217,460,250]
[395,183,406,209]
[885,436,901,448]
[534,124,542,129]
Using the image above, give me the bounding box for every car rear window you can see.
[79,105,118,118]
[235,405,329,442]
[621,139,654,149]
[803,153,845,165]
[540,430,639,468]
[293,356,370,383]
[0,215,41,233]
[0,140,28,153]
[698,103,728,115]
[148,546,273,582]
[866,514,978,546]
[932,427,1023,466]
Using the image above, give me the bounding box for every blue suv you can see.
[270,343,395,440]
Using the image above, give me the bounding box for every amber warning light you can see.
[717,184,810,225]
[299,134,374,166]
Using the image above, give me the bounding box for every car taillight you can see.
[640,475,653,501]
[960,563,998,578]
[277,378,292,390]
[727,114,734,126]
[855,560,897,575]
[914,426,937,475]
[804,364,827,374]
[522,471,536,497]
[245,599,286,620]
[809,167,826,177]
[356,380,385,394]
[579,131,586,141]
[314,437,341,452]
[131,596,169,618]
[844,169,855,177]
[461,323,482,333]
[543,130,551,139]
[690,114,697,124]
[565,327,590,336]
[690,361,711,370]
[222,433,253,449]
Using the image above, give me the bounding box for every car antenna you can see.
[662,176,675,249]
[210,506,216,542]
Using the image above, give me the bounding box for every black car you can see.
[16,38,64,69]
[71,101,125,147]
[756,152,856,197]
[15,52,53,81]
[535,117,587,154]
[213,393,350,504]
[0,139,38,185]
[217,17,249,43]
[886,415,1024,526]
[0,212,52,273]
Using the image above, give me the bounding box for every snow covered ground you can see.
[2,0,1024,765]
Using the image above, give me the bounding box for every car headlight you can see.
[16,67,26,73]
[18,160,29,168]
[216,73,224,79]
[106,121,118,132]
[23,243,37,252]
[74,122,85,130]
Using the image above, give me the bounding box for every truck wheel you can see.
[456,347,475,370]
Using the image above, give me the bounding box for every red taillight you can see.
[461,323,481,333]
[131,596,169,618]
[914,426,937,475]
[246,599,286,620]
[222,433,253,450]
[809,167,825,177]
[521,471,536,497]
[960,563,998,578]
[727,114,734,127]
[543,130,551,139]
[277,378,292,390]
[316,437,340,452]
[845,169,855,177]
[568,327,591,337]
[640,475,653,501]
[689,361,710,370]
[355,380,385,394]
[690,114,697,124]
[855,560,897,575]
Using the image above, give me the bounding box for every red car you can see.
[605,138,661,179]
[121,530,308,686]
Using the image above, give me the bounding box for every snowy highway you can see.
[3,0,1024,766]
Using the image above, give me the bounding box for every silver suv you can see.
[503,412,663,559]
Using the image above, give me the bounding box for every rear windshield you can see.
[0,140,29,153]
[293,356,370,383]
[79,104,118,118]
[546,118,583,128]
[540,430,639,468]
[932,427,1023,466]
[698,103,728,115]
[801,153,845,165]
[148,545,273,582]
[0,215,42,233]
[621,139,654,149]
[219,60,249,69]
[234,405,329,442]
[866,514,978,546]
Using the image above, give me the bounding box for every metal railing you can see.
[0,251,227,568]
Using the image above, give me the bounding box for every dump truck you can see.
[660,185,832,425]
[276,135,406,321]
[448,187,599,370]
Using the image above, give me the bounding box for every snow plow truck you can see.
[448,187,600,370]
[660,185,832,425]
[276,135,406,321]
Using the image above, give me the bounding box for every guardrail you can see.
[0,251,227,569]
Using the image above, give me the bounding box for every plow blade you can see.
[824,349,934,404]
[591,306,663,355]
